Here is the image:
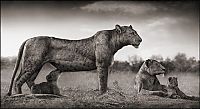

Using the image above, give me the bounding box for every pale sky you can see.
[1,1,199,61]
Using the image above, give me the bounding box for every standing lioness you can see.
[7,24,142,96]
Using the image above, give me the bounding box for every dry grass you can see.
[1,68,199,108]
[1,88,199,108]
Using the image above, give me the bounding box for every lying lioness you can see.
[134,60,199,101]
[134,59,167,96]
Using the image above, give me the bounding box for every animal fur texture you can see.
[7,24,142,96]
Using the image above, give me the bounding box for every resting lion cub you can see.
[31,70,61,95]
[165,77,199,101]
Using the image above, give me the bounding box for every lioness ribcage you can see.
[50,59,96,72]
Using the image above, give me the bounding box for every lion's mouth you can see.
[158,73,165,77]
[134,45,139,48]
[132,44,140,48]
[155,70,166,76]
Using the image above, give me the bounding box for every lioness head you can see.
[144,59,166,75]
[168,77,178,87]
[115,24,142,48]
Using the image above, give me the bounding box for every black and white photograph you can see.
[1,0,199,108]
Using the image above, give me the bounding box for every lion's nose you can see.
[139,38,142,42]
[163,68,166,72]
[138,37,142,42]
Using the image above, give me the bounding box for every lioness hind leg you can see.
[14,69,25,94]
[14,71,34,94]
[26,68,42,89]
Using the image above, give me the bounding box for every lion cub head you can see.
[46,71,60,82]
[168,77,178,88]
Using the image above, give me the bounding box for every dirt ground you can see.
[1,88,199,108]
[1,69,199,108]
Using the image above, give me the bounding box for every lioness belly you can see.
[50,60,96,72]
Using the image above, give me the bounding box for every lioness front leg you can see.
[134,77,143,94]
[95,34,112,94]
[139,89,168,97]
[148,90,168,97]
[97,66,108,94]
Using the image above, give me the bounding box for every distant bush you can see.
[129,62,143,73]
[111,61,131,72]
[173,53,199,73]
[128,53,199,74]
[1,57,16,69]
[128,55,143,73]
[1,52,199,74]
[160,58,176,73]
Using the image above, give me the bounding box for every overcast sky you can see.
[1,1,199,61]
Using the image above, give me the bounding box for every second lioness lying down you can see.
[134,59,167,96]
[134,59,199,101]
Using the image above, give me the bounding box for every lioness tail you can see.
[6,40,27,96]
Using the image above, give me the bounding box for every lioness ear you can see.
[168,77,172,81]
[115,24,122,33]
[46,75,53,82]
[145,59,151,68]
[129,25,132,29]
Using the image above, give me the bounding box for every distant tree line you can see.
[1,56,16,69]
[111,53,199,74]
[1,53,199,74]
[128,53,199,74]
